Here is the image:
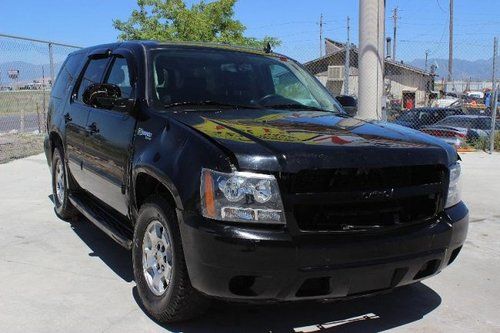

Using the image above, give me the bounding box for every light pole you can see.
[357,0,385,120]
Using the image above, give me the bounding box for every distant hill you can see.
[0,61,62,85]
[408,57,495,81]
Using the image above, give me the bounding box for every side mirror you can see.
[82,83,135,112]
[335,95,357,117]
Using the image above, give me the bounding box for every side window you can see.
[51,54,85,99]
[76,58,109,101]
[105,57,132,98]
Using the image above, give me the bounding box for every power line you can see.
[344,16,351,95]
[448,0,454,84]
[391,7,399,60]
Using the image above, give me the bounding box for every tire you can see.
[51,147,78,220]
[132,195,208,323]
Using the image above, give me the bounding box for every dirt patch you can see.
[0,133,44,163]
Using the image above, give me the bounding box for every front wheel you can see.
[132,195,208,323]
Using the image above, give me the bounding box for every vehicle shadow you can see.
[69,216,134,281]
[134,280,441,333]
[49,194,134,282]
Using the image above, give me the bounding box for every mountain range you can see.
[408,57,495,81]
[0,57,496,85]
[0,61,62,84]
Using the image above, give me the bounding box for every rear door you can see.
[82,53,137,215]
[65,55,110,187]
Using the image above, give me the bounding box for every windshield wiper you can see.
[164,100,261,109]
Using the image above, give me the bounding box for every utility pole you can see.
[425,49,430,71]
[358,0,385,120]
[319,13,324,57]
[448,0,454,91]
[489,37,498,154]
[344,16,351,95]
[391,7,398,61]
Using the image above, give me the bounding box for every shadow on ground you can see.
[53,195,442,332]
[149,282,441,332]
[50,194,134,282]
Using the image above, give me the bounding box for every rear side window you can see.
[76,58,109,101]
[51,53,85,99]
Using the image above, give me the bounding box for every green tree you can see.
[113,0,280,48]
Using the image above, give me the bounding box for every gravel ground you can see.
[0,133,44,163]
[0,152,498,332]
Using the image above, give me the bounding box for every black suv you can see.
[44,41,468,323]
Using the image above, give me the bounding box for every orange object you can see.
[203,170,216,218]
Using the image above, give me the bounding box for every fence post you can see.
[490,37,498,154]
[48,43,55,88]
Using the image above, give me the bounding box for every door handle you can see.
[86,122,99,135]
[64,113,72,123]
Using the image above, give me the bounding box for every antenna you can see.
[263,42,272,54]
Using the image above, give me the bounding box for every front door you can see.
[66,57,110,188]
[83,56,137,216]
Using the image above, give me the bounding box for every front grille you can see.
[287,165,443,193]
[284,165,446,232]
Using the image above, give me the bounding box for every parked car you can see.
[421,115,498,148]
[432,97,461,108]
[44,41,468,323]
[393,107,464,129]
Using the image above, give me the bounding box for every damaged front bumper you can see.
[178,202,468,301]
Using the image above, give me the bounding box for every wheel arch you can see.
[133,166,184,213]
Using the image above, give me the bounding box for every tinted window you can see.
[473,118,491,130]
[51,53,85,99]
[151,49,342,112]
[105,57,132,98]
[77,58,109,101]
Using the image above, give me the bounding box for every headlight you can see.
[200,168,285,224]
[445,162,462,208]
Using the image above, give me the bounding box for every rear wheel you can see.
[51,147,78,219]
[132,195,208,323]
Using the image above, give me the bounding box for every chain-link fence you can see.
[0,34,81,162]
[275,30,499,153]
[1,28,499,162]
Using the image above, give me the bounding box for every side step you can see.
[69,193,133,250]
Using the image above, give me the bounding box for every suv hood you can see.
[169,109,456,173]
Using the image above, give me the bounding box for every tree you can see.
[113,0,280,48]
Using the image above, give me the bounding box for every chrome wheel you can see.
[55,158,65,205]
[142,220,173,296]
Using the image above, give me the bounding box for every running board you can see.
[69,193,133,250]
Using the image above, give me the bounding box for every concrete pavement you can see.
[0,152,499,332]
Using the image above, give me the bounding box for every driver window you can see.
[76,58,109,102]
[105,57,132,98]
[269,64,317,106]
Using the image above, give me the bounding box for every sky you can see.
[0,0,498,64]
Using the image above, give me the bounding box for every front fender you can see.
[132,115,234,213]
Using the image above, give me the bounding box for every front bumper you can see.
[178,202,468,302]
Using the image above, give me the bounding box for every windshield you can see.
[149,47,343,112]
